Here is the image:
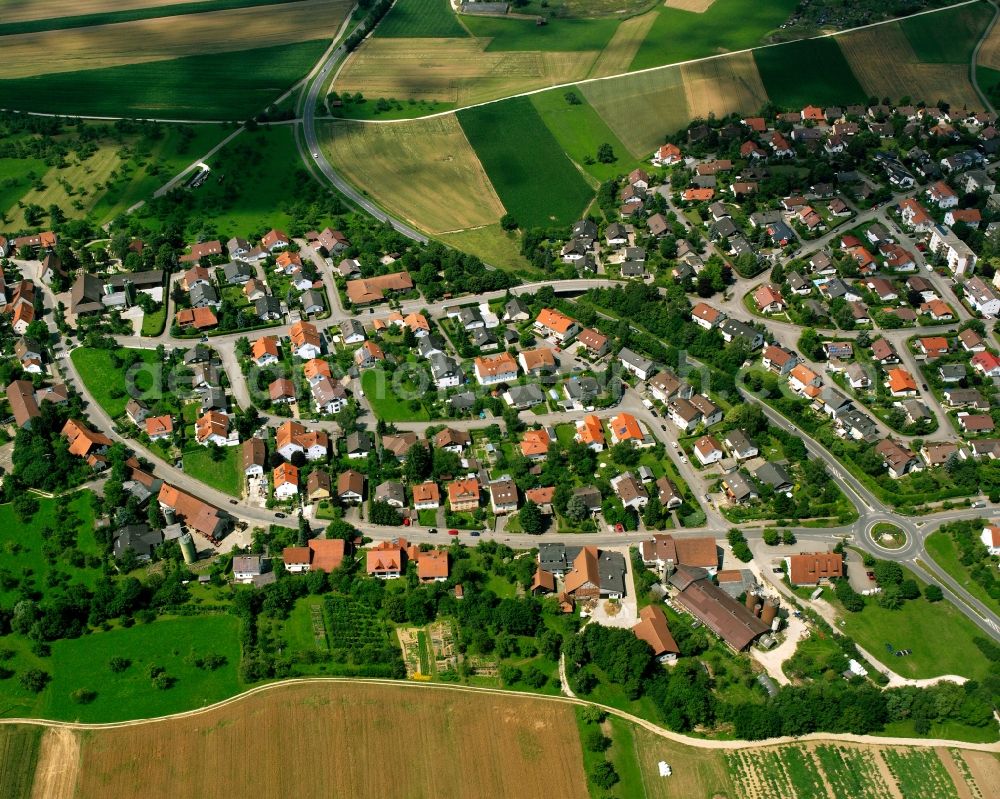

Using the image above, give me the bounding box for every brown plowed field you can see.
[72,682,589,799]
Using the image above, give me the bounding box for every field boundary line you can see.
[1,676,997,752]
[343,0,982,125]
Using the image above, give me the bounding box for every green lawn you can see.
[530,88,640,181]
[463,14,620,52]
[283,596,328,653]
[361,367,431,422]
[374,0,467,38]
[925,532,1000,616]
[458,96,594,228]
[70,347,162,419]
[0,726,41,799]
[140,304,168,337]
[835,569,992,681]
[182,445,243,497]
[900,0,993,63]
[754,37,867,108]
[0,492,102,605]
[0,41,327,120]
[418,509,438,526]
[630,0,798,71]
[0,616,243,722]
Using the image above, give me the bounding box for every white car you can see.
[671,441,678,449]
[312,152,319,158]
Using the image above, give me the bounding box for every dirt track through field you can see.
[29,727,79,799]
[0,0,351,79]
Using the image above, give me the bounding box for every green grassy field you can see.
[0,492,102,605]
[10,616,243,722]
[0,41,327,120]
[629,0,798,71]
[463,14,620,52]
[182,445,243,497]
[361,367,431,422]
[70,347,162,419]
[0,725,41,799]
[836,568,992,681]
[0,0,299,36]
[437,224,535,273]
[87,124,229,223]
[0,156,46,214]
[458,96,594,228]
[754,37,866,108]
[901,0,993,64]
[530,88,640,181]
[925,532,1000,616]
[141,125,300,237]
[375,0,467,38]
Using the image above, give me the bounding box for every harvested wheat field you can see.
[0,0,198,24]
[29,728,78,799]
[582,65,689,156]
[681,51,768,122]
[0,0,351,79]
[589,10,659,78]
[664,0,716,12]
[334,38,598,107]
[978,20,1000,71]
[320,116,505,234]
[838,24,982,110]
[73,682,589,799]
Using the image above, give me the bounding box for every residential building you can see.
[448,478,480,512]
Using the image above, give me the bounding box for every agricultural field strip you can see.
[319,116,505,233]
[0,0,351,79]
[341,0,985,125]
[1,676,997,754]
[838,21,984,110]
[0,0,201,24]
[0,0,301,36]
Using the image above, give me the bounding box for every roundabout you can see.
[868,521,908,552]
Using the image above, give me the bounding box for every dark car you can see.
[428,528,437,534]
[470,530,480,537]
[229,500,238,505]
[275,512,287,519]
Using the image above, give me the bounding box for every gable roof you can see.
[632,605,679,656]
